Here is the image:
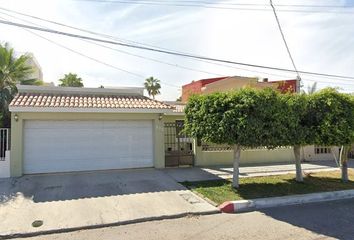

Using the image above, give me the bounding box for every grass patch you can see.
[182,170,354,205]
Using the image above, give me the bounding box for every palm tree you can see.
[307,82,317,94]
[301,82,317,94]
[59,73,84,87]
[0,43,40,127]
[144,76,161,99]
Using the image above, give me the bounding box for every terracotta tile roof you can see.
[10,93,172,110]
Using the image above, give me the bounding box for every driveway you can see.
[0,169,218,237]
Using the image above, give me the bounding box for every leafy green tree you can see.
[185,88,287,188]
[280,93,312,182]
[59,73,84,87]
[144,76,161,99]
[308,89,354,182]
[0,42,41,127]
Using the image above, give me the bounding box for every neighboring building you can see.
[181,76,228,102]
[182,76,298,102]
[25,53,43,81]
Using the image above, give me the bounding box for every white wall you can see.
[0,150,10,178]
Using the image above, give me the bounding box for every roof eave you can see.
[9,106,174,114]
[16,85,145,96]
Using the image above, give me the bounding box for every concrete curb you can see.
[219,189,354,213]
[0,209,220,239]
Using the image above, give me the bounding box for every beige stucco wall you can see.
[202,77,257,94]
[10,112,165,177]
[163,115,295,167]
[201,76,278,95]
[302,145,339,161]
[163,115,184,122]
[195,147,295,166]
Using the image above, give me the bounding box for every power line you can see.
[0,6,297,78]
[1,19,354,82]
[74,0,354,9]
[4,21,143,78]
[270,0,299,76]
[0,10,223,79]
[0,7,300,82]
[2,6,354,85]
[86,40,224,77]
[3,23,353,90]
[0,16,180,88]
[270,0,301,92]
[71,0,354,14]
[73,0,351,8]
[1,10,353,89]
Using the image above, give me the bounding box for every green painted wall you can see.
[10,112,165,176]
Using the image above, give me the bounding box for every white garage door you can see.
[23,120,154,174]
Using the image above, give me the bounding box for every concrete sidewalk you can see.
[163,160,353,182]
[0,169,218,237]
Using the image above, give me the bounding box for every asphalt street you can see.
[13,198,354,240]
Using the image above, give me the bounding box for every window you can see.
[314,146,331,154]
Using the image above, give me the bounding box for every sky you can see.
[0,0,354,100]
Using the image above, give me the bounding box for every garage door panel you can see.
[23,120,154,174]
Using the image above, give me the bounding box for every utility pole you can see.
[270,0,301,93]
[296,75,301,93]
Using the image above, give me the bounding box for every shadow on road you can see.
[259,199,354,240]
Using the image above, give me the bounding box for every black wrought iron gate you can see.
[164,120,194,167]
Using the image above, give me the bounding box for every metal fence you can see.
[201,143,233,152]
[0,128,10,161]
[164,121,194,167]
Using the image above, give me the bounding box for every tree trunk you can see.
[340,145,350,183]
[232,144,241,188]
[301,146,305,161]
[294,145,303,182]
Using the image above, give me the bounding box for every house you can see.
[3,82,338,178]
[8,85,172,176]
[182,76,298,102]
[25,53,43,81]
